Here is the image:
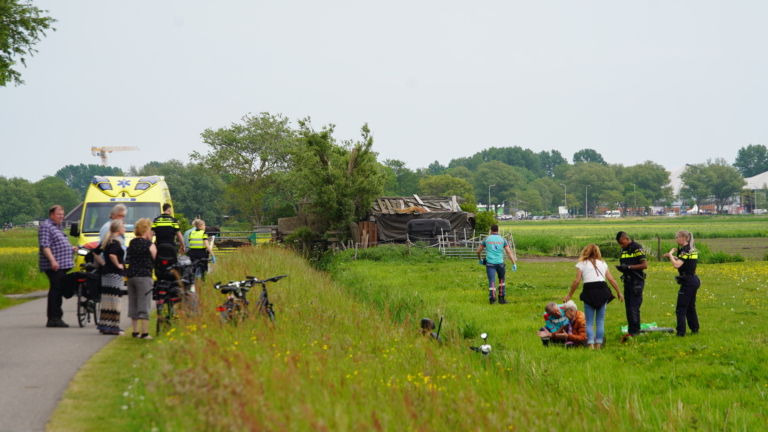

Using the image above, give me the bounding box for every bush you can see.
[284,226,315,252]
[474,211,497,233]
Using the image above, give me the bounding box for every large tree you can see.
[614,161,672,214]
[418,174,474,200]
[291,122,386,235]
[705,158,747,212]
[734,144,768,177]
[473,161,525,212]
[191,112,296,225]
[32,176,80,216]
[0,176,40,224]
[538,150,569,177]
[573,149,607,165]
[679,163,711,213]
[0,0,56,86]
[381,159,423,196]
[565,162,623,215]
[55,164,124,198]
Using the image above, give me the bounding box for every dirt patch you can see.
[698,238,768,260]
[517,255,576,263]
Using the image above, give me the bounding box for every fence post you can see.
[657,236,661,261]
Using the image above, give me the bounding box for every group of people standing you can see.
[475,224,701,348]
[38,203,214,336]
[536,230,701,348]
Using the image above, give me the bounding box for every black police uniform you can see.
[675,244,700,336]
[619,241,646,336]
[151,214,180,246]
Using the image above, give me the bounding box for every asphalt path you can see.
[0,294,132,432]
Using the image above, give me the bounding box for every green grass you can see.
[0,228,75,295]
[49,245,768,431]
[498,216,767,259]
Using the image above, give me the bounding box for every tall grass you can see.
[51,246,768,431]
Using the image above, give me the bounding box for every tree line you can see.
[1,112,764,228]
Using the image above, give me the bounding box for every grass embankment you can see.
[51,245,768,431]
[499,216,764,262]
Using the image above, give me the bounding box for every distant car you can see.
[666,212,677,217]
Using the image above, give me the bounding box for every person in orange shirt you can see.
[537,301,587,347]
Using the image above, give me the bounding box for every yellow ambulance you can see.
[70,175,173,267]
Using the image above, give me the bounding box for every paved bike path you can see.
[0,295,132,432]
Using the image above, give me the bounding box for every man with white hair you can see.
[537,301,587,347]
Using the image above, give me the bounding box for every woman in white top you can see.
[563,244,623,349]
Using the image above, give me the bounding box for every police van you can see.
[70,176,173,267]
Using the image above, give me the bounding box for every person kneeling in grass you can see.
[537,301,587,347]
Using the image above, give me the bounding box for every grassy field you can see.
[0,229,50,296]
[48,243,768,431]
[498,216,765,261]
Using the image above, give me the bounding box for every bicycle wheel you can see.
[76,283,87,327]
[93,300,101,325]
[265,305,275,323]
[156,301,166,336]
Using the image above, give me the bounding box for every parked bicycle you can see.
[153,257,197,336]
[214,275,286,323]
[75,247,101,327]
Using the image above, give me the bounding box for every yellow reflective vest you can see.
[189,229,207,249]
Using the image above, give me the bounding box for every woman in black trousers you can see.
[664,230,700,337]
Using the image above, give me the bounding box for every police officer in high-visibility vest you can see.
[152,204,185,254]
[664,230,700,337]
[615,231,648,338]
[188,218,214,276]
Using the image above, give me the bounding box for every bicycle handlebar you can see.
[214,274,287,291]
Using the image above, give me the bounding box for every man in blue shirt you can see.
[476,224,517,304]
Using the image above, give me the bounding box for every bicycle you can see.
[75,247,101,327]
[153,260,195,336]
[214,275,286,323]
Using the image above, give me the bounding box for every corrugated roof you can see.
[372,195,465,214]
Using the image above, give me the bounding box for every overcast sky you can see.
[1,1,766,182]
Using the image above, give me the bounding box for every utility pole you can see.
[585,185,591,218]
[559,183,567,218]
[632,183,636,216]
[488,184,496,213]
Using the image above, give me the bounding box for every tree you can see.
[528,177,558,213]
[613,161,672,215]
[679,164,711,213]
[418,175,474,200]
[32,176,80,216]
[382,159,423,196]
[445,166,473,183]
[734,144,768,177]
[473,161,525,212]
[291,122,387,235]
[1,0,56,86]
[0,176,41,224]
[55,164,124,198]
[427,160,447,176]
[573,149,607,165]
[191,112,296,225]
[514,189,542,214]
[704,158,746,212]
[538,150,569,177]
[134,160,227,225]
[565,163,623,215]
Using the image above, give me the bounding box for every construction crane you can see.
[91,146,139,166]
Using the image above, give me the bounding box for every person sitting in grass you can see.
[537,301,587,347]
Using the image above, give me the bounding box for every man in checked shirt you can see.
[39,205,78,328]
